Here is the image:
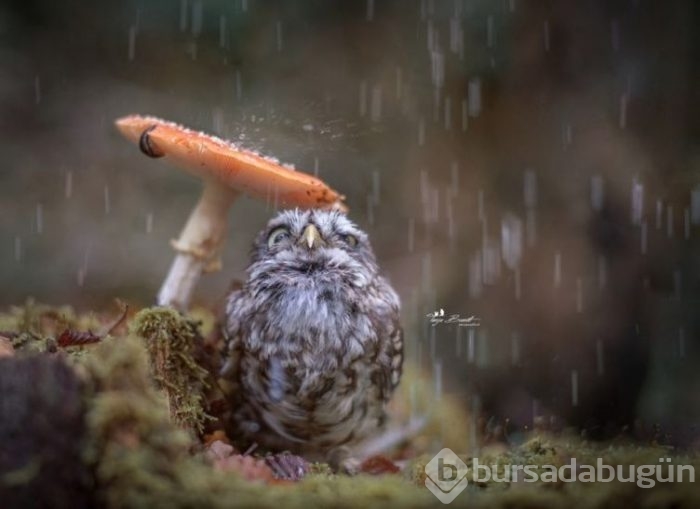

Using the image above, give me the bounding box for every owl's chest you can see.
[236,350,384,451]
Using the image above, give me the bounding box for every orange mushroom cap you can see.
[115,115,347,211]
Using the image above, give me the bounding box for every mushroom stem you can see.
[157,180,239,310]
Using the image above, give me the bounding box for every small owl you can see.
[221,209,402,468]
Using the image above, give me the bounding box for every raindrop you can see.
[431,188,439,223]
[78,245,92,288]
[104,185,111,215]
[482,237,501,284]
[596,339,604,375]
[524,169,537,207]
[446,191,455,240]
[367,196,374,226]
[486,15,495,48]
[180,0,188,31]
[359,80,367,117]
[640,221,647,254]
[241,0,248,12]
[275,21,283,52]
[212,107,224,134]
[562,122,573,147]
[191,0,203,36]
[619,93,628,129]
[433,360,442,399]
[407,218,415,253]
[146,212,154,234]
[501,213,523,270]
[370,85,382,122]
[366,0,374,21]
[514,267,521,300]
[128,26,136,61]
[467,78,482,117]
[509,0,516,12]
[419,170,429,205]
[553,251,562,288]
[543,20,550,52]
[36,203,43,235]
[666,205,673,238]
[691,189,700,224]
[431,49,445,88]
[455,325,462,356]
[469,253,482,298]
[14,236,22,262]
[34,76,41,104]
[571,370,579,407]
[591,175,604,211]
[65,171,73,199]
[77,269,86,287]
[630,178,643,225]
[467,328,476,363]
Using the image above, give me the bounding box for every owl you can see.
[220,209,402,470]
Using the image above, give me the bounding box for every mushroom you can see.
[115,115,346,310]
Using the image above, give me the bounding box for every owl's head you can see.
[247,209,379,286]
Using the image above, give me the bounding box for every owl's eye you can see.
[267,227,291,248]
[341,234,358,248]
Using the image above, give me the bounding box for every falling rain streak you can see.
[553,251,562,288]
[35,204,43,235]
[128,26,136,61]
[631,179,643,225]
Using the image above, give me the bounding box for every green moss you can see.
[129,307,213,434]
[4,302,700,509]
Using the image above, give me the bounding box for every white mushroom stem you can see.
[157,180,239,310]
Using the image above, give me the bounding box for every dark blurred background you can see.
[1,0,698,447]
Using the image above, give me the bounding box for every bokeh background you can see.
[1,0,698,447]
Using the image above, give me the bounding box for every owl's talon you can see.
[328,446,360,475]
[264,452,310,481]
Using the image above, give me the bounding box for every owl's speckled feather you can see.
[221,209,402,462]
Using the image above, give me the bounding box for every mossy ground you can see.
[1,302,698,508]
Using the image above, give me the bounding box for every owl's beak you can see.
[300,224,325,249]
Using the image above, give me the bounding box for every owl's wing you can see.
[372,283,404,407]
[220,289,249,389]
[382,319,404,402]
